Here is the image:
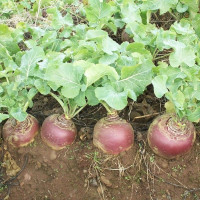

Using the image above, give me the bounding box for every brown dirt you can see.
[1,90,200,200]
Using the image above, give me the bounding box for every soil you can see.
[0,89,200,200]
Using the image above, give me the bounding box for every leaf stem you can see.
[50,92,68,115]
[169,11,178,20]
[23,101,29,112]
[100,101,115,115]
[153,53,171,61]
[69,104,78,118]
[152,48,158,59]
[71,104,87,118]
[6,76,10,84]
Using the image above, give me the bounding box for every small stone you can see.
[171,172,177,178]
[43,97,48,102]
[24,173,31,181]
[83,169,87,174]
[160,160,169,169]
[84,183,87,187]
[137,132,143,141]
[89,177,98,187]
[35,161,41,170]
[100,176,112,187]
[49,150,57,160]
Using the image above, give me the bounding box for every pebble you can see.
[160,160,169,169]
[83,169,87,174]
[24,173,31,181]
[171,172,177,178]
[89,177,98,187]
[43,97,48,103]
[158,160,169,169]
[49,150,57,160]
[35,161,41,170]
[100,176,112,187]
[84,182,88,187]
[137,132,143,141]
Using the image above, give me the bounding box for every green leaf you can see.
[99,53,118,65]
[165,101,176,114]
[27,87,37,100]
[95,85,128,110]
[85,63,119,87]
[24,40,37,48]
[85,86,99,106]
[171,19,194,35]
[86,30,108,40]
[47,7,73,29]
[169,45,196,67]
[187,107,200,122]
[121,1,141,23]
[34,79,51,95]
[129,22,156,45]
[176,2,188,13]
[164,40,196,67]
[166,90,185,110]
[0,86,3,93]
[74,91,86,107]
[192,14,200,38]
[39,31,57,49]
[0,113,9,123]
[10,107,27,122]
[141,0,178,15]
[152,75,168,98]
[20,46,45,78]
[102,36,120,55]
[116,60,153,99]
[180,0,199,13]
[0,43,12,60]
[155,29,176,50]
[85,0,113,25]
[46,63,83,98]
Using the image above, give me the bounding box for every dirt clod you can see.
[100,176,112,187]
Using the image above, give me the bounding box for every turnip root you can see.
[93,113,134,155]
[3,114,39,147]
[41,114,77,150]
[148,114,196,159]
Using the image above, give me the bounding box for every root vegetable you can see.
[3,114,39,147]
[148,114,196,159]
[41,114,77,150]
[93,113,134,155]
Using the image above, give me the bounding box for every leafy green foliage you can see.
[0,0,200,122]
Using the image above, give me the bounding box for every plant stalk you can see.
[50,92,68,115]
[101,101,116,115]
[23,101,29,112]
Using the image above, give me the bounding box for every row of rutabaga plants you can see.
[0,22,153,155]
[0,0,200,159]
